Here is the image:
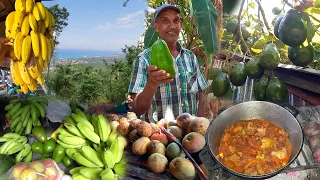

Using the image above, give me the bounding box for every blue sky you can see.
[42,0,150,53]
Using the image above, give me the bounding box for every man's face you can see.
[152,9,182,44]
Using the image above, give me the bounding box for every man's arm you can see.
[197,91,205,117]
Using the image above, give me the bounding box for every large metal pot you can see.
[199,101,304,179]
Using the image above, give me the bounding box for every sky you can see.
[42,0,285,53]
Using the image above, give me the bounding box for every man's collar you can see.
[176,42,187,53]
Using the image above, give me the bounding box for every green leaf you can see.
[191,0,219,54]
[251,36,266,53]
[143,25,159,48]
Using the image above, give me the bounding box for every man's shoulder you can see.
[138,47,152,58]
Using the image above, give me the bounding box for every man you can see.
[128,4,208,122]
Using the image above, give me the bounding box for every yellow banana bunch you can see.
[21,15,30,36]
[21,35,31,63]
[15,0,26,12]
[13,32,24,60]
[25,0,34,13]
[36,2,46,20]
[30,30,40,57]
[10,60,24,86]
[28,13,38,32]
[39,33,47,61]
[18,60,31,85]
[5,11,15,32]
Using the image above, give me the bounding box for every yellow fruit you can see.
[25,0,34,13]
[21,15,30,36]
[14,10,26,28]
[20,83,29,94]
[9,49,18,60]
[10,60,24,86]
[30,30,40,57]
[15,0,26,12]
[46,37,52,61]
[36,2,46,20]
[5,11,16,32]
[44,8,50,28]
[42,59,48,71]
[39,33,47,61]
[18,60,31,85]
[29,13,38,32]
[13,32,24,60]
[32,5,41,21]
[21,35,32,63]
[36,54,43,69]
[11,22,21,39]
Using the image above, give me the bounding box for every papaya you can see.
[266,77,288,104]
[259,43,280,70]
[150,39,176,78]
[208,68,222,80]
[278,9,307,47]
[211,72,230,97]
[274,16,283,39]
[229,62,247,86]
[253,75,269,101]
[288,45,315,67]
[245,59,264,79]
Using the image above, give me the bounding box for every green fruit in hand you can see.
[31,141,44,154]
[253,75,269,101]
[266,77,288,104]
[288,45,315,67]
[32,126,47,143]
[245,59,264,79]
[43,138,56,154]
[259,43,280,70]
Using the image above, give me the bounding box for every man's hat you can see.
[152,4,180,23]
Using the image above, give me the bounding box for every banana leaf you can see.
[191,0,218,55]
[144,25,159,48]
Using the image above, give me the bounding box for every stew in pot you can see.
[217,119,292,175]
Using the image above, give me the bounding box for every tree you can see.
[47,4,70,45]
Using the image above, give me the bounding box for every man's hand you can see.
[147,65,174,88]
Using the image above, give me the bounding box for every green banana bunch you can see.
[80,146,104,167]
[97,114,111,142]
[77,122,100,144]
[110,136,124,164]
[78,167,103,179]
[100,168,115,180]
[113,158,127,176]
[0,133,27,155]
[102,148,116,168]
[69,166,86,176]
[72,113,94,131]
[73,152,100,168]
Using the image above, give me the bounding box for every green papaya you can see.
[245,59,264,79]
[150,39,176,78]
[208,68,222,80]
[229,62,247,86]
[211,72,230,97]
[266,77,288,104]
[274,16,283,39]
[253,75,269,101]
[288,45,315,67]
[259,43,280,70]
[278,9,307,47]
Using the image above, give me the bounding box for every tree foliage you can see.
[47,4,70,45]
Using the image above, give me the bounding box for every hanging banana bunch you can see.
[5,0,56,94]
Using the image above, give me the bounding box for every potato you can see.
[136,121,153,137]
[303,121,320,137]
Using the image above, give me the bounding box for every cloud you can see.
[96,11,144,30]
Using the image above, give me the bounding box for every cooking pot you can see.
[199,101,304,179]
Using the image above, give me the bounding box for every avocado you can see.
[259,43,280,70]
[288,45,315,67]
[266,77,288,104]
[274,16,283,39]
[245,59,264,79]
[225,19,238,33]
[211,72,230,97]
[278,9,307,47]
[235,25,250,41]
[254,75,269,101]
[229,62,247,86]
[208,68,222,80]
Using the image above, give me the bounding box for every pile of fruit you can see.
[4,97,48,135]
[0,133,31,162]
[113,112,210,180]
[5,0,55,94]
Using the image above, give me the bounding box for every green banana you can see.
[100,168,115,180]
[91,114,99,133]
[6,142,24,155]
[25,118,33,134]
[22,115,29,127]
[77,122,100,144]
[9,116,21,129]
[4,103,14,111]
[66,148,78,160]
[22,144,31,157]
[72,173,90,180]
[9,99,19,104]
[64,122,85,138]
[65,116,76,126]
[80,146,104,167]
[20,104,30,123]
[14,122,22,134]
[57,127,75,137]
[15,148,25,163]
[113,158,127,176]
[24,151,32,162]
[72,113,94,131]
[56,140,83,149]
[102,148,116,168]
[69,166,86,176]
[97,114,111,142]
[110,136,123,163]
[16,136,28,144]
[73,152,100,168]
[3,133,21,139]
[30,103,38,123]
[8,102,22,117]
[58,134,87,145]
[75,108,88,120]
[29,97,48,105]
[106,128,118,147]
[79,167,103,179]
[0,140,15,154]
[11,106,24,120]
[0,137,7,142]
[31,101,46,118]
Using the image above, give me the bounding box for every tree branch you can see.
[237,0,250,55]
[255,0,270,30]
[283,0,294,8]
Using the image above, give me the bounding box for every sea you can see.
[52,49,122,59]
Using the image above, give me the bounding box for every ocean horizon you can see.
[52,49,122,59]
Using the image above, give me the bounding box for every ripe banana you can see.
[58,134,86,146]
[80,146,104,167]
[18,61,32,85]
[46,37,52,61]
[73,152,100,168]
[100,168,115,180]
[79,167,103,179]
[30,30,40,57]
[97,114,111,142]
[20,83,29,94]
[25,0,34,13]
[77,122,100,144]
[14,32,24,60]
[64,122,85,138]
[32,4,41,21]
[11,22,21,39]
[21,15,30,36]
[71,113,94,131]
[36,2,46,20]
[39,33,47,61]
[5,11,15,32]
[14,10,26,28]
[28,14,38,32]
[10,61,24,86]
[39,20,46,34]
[44,8,50,28]
[21,35,32,63]
[15,0,26,12]
[102,148,116,168]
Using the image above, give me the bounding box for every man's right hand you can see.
[147,65,174,88]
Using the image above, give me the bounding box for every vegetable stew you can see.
[217,119,292,175]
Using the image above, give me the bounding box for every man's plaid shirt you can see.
[128,43,208,122]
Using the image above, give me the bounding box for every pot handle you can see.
[199,146,221,171]
[280,103,299,117]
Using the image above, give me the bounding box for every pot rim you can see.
[205,101,304,179]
